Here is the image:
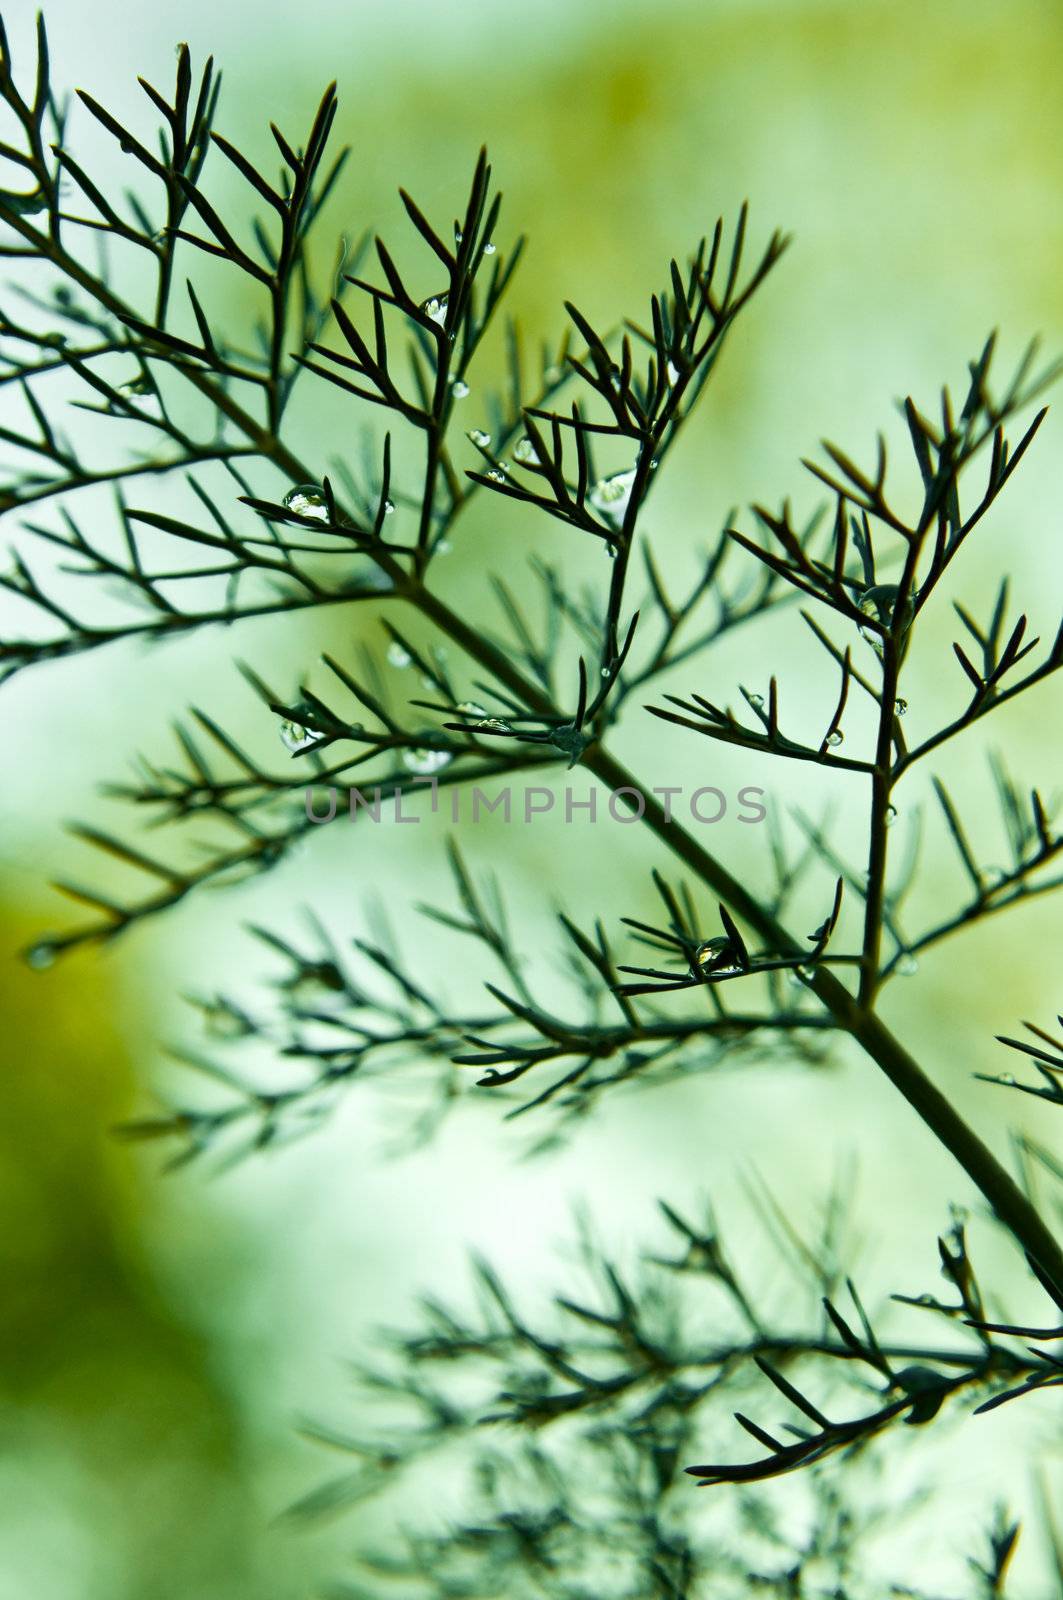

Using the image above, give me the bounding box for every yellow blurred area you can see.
[1,0,1062,1592]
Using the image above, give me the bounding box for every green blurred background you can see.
[1,0,1061,1593]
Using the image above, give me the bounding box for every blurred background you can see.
[1,0,1061,1593]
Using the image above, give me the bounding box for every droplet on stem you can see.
[387,641,412,668]
[589,468,637,528]
[283,484,329,522]
[26,939,57,970]
[279,718,318,754]
[420,293,449,327]
[402,747,452,774]
[695,937,740,975]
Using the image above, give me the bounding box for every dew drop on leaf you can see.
[387,641,412,668]
[279,719,313,753]
[420,293,448,327]
[402,747,452,773]
[590,468,637,527]
[26,939,57,970]
[283,483,328,522]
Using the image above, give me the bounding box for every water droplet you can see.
[420,293,449,327]
[897,953,919,977]
[600,666,611,678]
[796,965,815,982]
[279,718,318,754]
[826,729,844,747]
[456,701,487,718]
[26,939,57,970]
[999,1072,1017,1087]
[666,359,680,386]
[473,717,511,733]
[858,584,915,629]
[895,698,908,716]
[283,483,328,522]
[483,241,496,255]
[451,379,469,399]
[649,457,659,469]
[387,642,412,668]
[513,436,539,464]
[469,429,491,448]
[402,747,452,773]
[544,364,561,385]
[984,865,1008,887]
[747,692,765,710]
[436,538,452,554]
[590,468,637,527]
[487,468,505,483]
[382,498,395,516]
[695,938,740,975]
[885,804,897,827]
[454,226,463,245]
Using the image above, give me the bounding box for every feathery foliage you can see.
[3,16,1061,1595]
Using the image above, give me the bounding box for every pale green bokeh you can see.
[1,0,1061,1594]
